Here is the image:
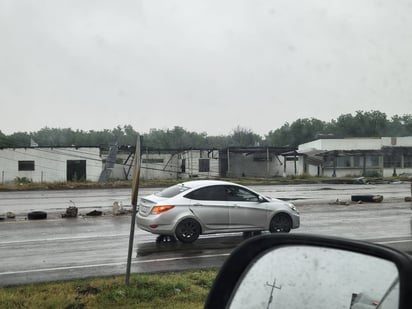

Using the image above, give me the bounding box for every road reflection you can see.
[136,234,253,257]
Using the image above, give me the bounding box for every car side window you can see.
[185,186,227,201]
[225,186,259,202]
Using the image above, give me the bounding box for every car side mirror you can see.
[258,195,267,203]
[205,234,412,309]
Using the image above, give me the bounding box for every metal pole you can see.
[227,148,230,177]
[126,134,141,285]
[294,152,297,175]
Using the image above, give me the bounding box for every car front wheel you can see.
[175,219,201,243]
[269,214,292,233]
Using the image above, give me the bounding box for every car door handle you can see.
[193,203,203,206]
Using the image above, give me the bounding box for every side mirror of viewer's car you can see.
[205,234,412,309]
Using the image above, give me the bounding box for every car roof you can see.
[181,179,236,189]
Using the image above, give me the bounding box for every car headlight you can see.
[287,203,297,212]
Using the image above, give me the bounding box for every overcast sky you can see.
[1,0,412,136]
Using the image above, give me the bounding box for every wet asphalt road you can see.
[0,183,411,286]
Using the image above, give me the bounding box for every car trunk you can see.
[138,195,168,217]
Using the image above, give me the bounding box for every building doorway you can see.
[67,160,86,181]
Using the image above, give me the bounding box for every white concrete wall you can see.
[299,138,382,151]
[0,147,102,183]
[381,136,412,147]
[321,168,365,177]
[283,158,300,176]
[227,153,284,177]
[382,168,412,177]
[307,164,319,176]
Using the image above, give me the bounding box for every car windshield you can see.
[155,184,191,198]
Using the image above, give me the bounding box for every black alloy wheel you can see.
[175,219,201,243]
[269,214,292,233]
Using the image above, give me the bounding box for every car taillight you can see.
[150,205,175,214]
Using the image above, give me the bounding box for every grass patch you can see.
[1,176,409,192]
[0,270,217,309]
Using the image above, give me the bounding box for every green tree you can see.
[229,126,262,147]
[8,132,30,147]
[265,118,328,147]
[0,130,11,147]
[388,114,412,136]
[331,111,388,137]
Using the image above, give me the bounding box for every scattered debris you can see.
[329,199,350,206]
[112,201,127,215]
[351,195,383,203]
[174,288,182,294]
[86,210,103,216]
[62,206,78,218]
[322,177,371,185]
[353,177,368,184]
[399,173,412,179]
[112,201,131,215]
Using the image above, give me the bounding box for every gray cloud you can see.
[1,0,411,136]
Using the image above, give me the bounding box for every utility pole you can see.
[126,134,141,285]
[266,278,282,309]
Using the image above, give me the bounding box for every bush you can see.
[14,177,32,184]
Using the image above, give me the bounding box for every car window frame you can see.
[184,185,228,201]
[224,185,260,202]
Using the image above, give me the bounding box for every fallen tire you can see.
[28,211,47,220]
[351,195,383,203]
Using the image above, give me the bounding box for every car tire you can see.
[175,219,201,243]
[156,235,177,243]
[269,213,292,233]
[351,195,383,203]
[28,211,47,220]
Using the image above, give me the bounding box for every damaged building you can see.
[0,146,102,183]
[298,136,412,177]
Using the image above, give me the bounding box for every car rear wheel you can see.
[175,219,201,243]
[269,214,292,233]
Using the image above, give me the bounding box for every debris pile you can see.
[62,206,78,218]
[86,210,103,216]
[112,201,128,215]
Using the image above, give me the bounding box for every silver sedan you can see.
[136,180,300,243]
